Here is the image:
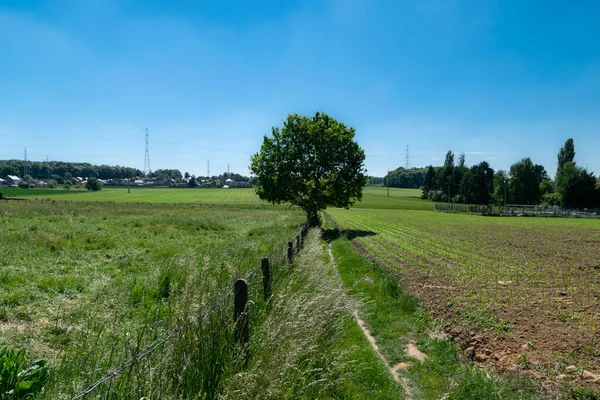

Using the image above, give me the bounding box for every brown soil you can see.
[347,236,600,397]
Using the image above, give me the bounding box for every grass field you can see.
[352,187,434,210]
[0,199,419,399]
[5,183,597,397]
[1,187,264,205]
[1,186,434,211]
[0,200,306,397]
[326,208,600,395]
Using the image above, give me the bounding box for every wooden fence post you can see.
[234,279,249,346]
[261,257,270,301]
[287,242,293,263]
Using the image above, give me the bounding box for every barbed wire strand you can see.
[71,286,235,400]
[71,225,306,400]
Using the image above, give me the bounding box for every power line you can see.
[207,158,210,178]
[143,129,151,177]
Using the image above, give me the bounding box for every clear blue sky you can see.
[1,0,599,178]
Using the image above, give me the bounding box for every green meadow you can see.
[0,200,305,397]
[2,186,433,210]
[0,198,405,399]
[2,185,596,398]
[1,187,263,205]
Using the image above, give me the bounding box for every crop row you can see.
[327,208,600,367]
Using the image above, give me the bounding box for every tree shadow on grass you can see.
[346,229,377,240]
[321,228,377,242]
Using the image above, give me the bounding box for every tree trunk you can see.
[307,213,320,227]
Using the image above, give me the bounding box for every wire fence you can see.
[67,223,309,400]
[435,202,599,217]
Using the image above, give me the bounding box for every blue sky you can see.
[1,0,599,178]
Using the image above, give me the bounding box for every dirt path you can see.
[327,243,414,399]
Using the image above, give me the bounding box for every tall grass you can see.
[0,201,304,398]
[219,230,403,399]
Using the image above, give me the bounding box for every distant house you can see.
[134,180,145,186]
[6,175,21,185]
[0,178,6,187]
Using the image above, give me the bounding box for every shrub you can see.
[570,387,600,400]
[0,347,49,398]
[428,190,445,202]
[86,177,102,191]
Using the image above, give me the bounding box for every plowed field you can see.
[327,208,600,392]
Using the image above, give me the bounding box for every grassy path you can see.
[327,243,414,398]
[219,229,404,399]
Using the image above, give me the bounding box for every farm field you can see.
[0,200,305,398]
[1,187,265,205]
[351,187,434,210]
[2,186,433,210]
[327,208,600,393]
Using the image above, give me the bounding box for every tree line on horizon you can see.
[410,139,599,209]
[0,160,251,186]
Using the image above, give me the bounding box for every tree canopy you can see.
[557,138,575,173]
[250,112,368,224]
[556,162,597,209]
[508,158,545,205]
[384,167,426,189]
[86,177,102,191]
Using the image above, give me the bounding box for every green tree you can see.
[492,170,509,206]
[556,162,597,209]
[48,180,57,189]
[440,150,455,201]
[97,165,117,179]
[443,151,454,171]
[85,177,102,191]
[457,152,466,168]
[463,161,494,204]
[539,179,558,205]
[509,158,542,205]
[385,167,426,189]
[539,179,554,197]
[0,165,19,178]
[63,180,73,189]
[250,112,368,225]
[421,165,437,198]
[557,138,575,173]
